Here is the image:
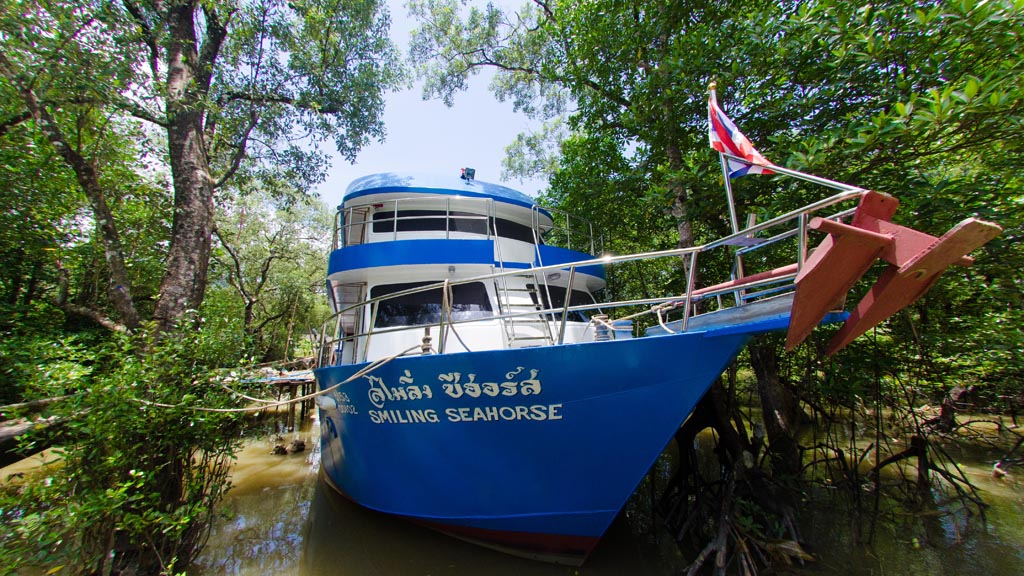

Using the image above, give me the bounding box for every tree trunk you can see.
[283,293,300,361]
[749,335,803,477]
[664,141,696,251]
[244,300,256,335]
[152,3,215,330]
[0,53,140,330]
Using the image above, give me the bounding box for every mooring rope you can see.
[589,314,615,331]
[135,344,423,413]
[216,381,282,405]
[655,306,677,334]
[442,281,473,353]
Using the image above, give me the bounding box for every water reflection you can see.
[6,423,673,574]
[792,460,1024,575]
[300,478,676,575]
[194,413,1023,575]
[194,414,672,575]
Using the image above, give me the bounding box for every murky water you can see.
[193,412,674,575]
[792,446,1024,576]
[192,411,1023,575]
[4,407,1018,574]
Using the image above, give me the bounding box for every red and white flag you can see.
[708,92,774,178]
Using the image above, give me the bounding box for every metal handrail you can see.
[315,189,867,367]
[337,196,497,249]
[335,195,603,254]
[530,204,603,254]
[556,266,577,345]
[315,258,802,366]
[324,188,862,315]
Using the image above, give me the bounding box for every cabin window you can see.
[527,284,595,322]
[371,210,538,244]
[492,219,537,243]
[370,281,494,328]
[372,210,486,235]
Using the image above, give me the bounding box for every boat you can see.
[312,167,1000,565]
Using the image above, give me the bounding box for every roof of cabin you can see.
[342,172,538,210]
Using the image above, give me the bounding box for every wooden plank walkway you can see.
[1,368,317,467]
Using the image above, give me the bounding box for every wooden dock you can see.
[261,370,316,431]
[1,367,317,468]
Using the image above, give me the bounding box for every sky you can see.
[313,1,547,209]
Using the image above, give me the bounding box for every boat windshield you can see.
[370,281,494,328]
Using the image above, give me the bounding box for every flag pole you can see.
[709,81,746,285]
[710,81,742,235]
[718,151,867,193]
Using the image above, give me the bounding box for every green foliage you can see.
[412,0,1024,405]
[1,0,400,573]
[2,0,404,329]
[765,0,1024,400]
[211,188,333,361]
[539,134,680,305]
[1,323,246,575]
[0,116,84,313]
[208,0,406,195]
[0,330,97,406]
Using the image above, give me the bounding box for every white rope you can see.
[136,344,424,413]
[217,381,284,405]
[443,281,473,353]
[655,307,677,335]
[590,315,615,331]
[616,299,682,322]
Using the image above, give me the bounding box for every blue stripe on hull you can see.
[535,244,605,278]
[314,330,750,544]
[328,239,607,280]
[328,239,495,275]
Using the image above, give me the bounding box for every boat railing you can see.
[335,196,498,249]
[531,205,603,255]
[333,195,603,256]
[314,189,867,367]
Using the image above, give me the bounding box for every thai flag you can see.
[708,92,774,178]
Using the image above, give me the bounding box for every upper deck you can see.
[343,172,542,211]
[325,172,609,360]
[329,173,605,284]
[334,173,598,251]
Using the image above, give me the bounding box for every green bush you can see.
[1,322,245,575]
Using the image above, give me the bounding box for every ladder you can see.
[494,274,555,348]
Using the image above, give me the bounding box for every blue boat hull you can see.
[314,328,754,564]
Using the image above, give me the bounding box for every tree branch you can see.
[253,308,290,334]
[115,96,168,127]
[0,111,32,138]
[197,4,230,93]
[253,248,280,295]
[62,303,130,333]
[212,226,252,304]
[0,52,141,331]
[465,45,633,111]
[122,0,161,81]
[224,90,350,115]
[213,109,259,189]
